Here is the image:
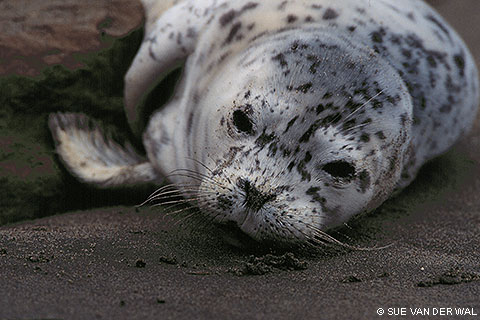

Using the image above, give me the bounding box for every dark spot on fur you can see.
[299,121,322,143]
[316,104,325,114]
[296,82,313,93]
[420,96,427,109]
[220,10,236,26]
[358,170,371,193]
[218,195,233,210]
[272,53,288,68]
[375,131,386,140]
[439,104,452,113]
[242,2,259,11]
[304,151,312,163]
[187,111,194,136]
[323,92,333,99]
[287,14,298,23]
[287,161,295,172]
[454,53,465,77]
[372,100,383,109]
[309,58,320,74]
[255,130,276,148]
[345,99,362,111]
[323,8,338,20]
[176,32,183,46]
[426,55,437,68]
[186,27,196,38]
[321,112,342,126]
[290,41,299,51]
[371,31,383,43]
[306,187,320,194]
[306,187,325,204]
[356,7,366,14]
[224,22,242,45]
[278,1,288,10]
[219,3,258,27]
[426,14,451,40]
[360,133,370,143]
[284,116,298,133]
[401,49,412,59]
[342,119,356,131]
[296,160,311,181]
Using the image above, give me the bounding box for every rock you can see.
[0,0,147,225]
[0,0,143,76]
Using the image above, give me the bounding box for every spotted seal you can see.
[49,0,479,245]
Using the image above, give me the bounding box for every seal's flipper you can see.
[140,0,180,34]
[125,0,205,135]
[48,113,159,188]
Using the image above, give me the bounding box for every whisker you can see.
[343,122,371,133]
[184,157,214,174]
[151,189,216,201]
[146,186,219,201]
[302,223,384,251]
[154,196,209,206]
[343,90,385,122]
[137,184,203,207]
[172,209,202,227]
[145,183,198,197]
[166,173,205,182]
[169,168,213,181]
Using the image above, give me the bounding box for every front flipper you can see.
[48,113,159,188]
[140,0,182,34]
[124,0,211,135]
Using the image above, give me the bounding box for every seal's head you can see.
[182,29,413,244]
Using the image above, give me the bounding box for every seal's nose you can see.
[237,178,276,211]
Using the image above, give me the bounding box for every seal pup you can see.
[49,0,479,245]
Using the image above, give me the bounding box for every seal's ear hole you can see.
[232,110,254,134]
[322,161,356,179]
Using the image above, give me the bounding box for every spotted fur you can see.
[49,0,479,245]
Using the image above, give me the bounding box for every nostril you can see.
[237,178,276,211]
[237,178,249,190]
[237,178,254,194]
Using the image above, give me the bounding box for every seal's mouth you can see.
[215,220,300,250]
[238,209,250,230]
[234,177,279,237]
[216,220,260,248]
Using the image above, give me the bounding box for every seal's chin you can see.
[235,207,269,240]
[215,221,263,248]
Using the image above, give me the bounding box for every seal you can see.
[49,0,479,245]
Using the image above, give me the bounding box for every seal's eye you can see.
[232,110,254,134]
[322,161,356,179]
